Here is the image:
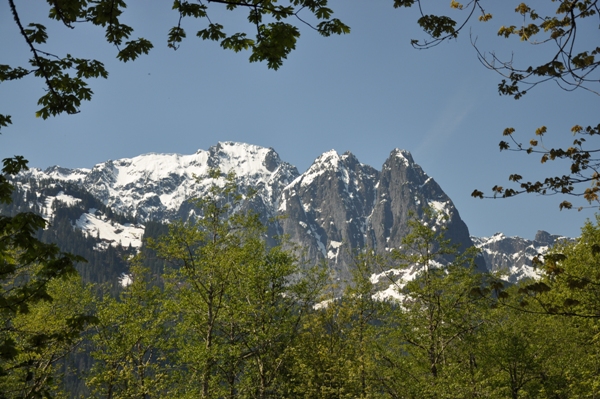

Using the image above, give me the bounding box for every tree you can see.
[150,170,324,398]
[518,214,600,318]
[375,208,488,398]
[1,0,349,128]
[1,156,89,399]
[474,296,588,399]
[86,264,172,399]
[291,252,385,399]
[479,216,600,396]
[0,273,94,399]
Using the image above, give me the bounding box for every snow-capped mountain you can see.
[472,231,571,282]
[29,142,299,222]
[8,141,565,283]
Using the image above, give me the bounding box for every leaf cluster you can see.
[2,0,348,131]
[473,123,600,211]
[486,1,600,99]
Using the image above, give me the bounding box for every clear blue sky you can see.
[1,1,598,239]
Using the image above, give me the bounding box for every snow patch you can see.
[420,177,432,187]
[278,196,287,212]
[327,241,343,262]
[76,213,144,249]
[329,241,342,249]
[119,273,133,287]
[24,142,298,222]
[40,192,82,220]
[392,149,412,167]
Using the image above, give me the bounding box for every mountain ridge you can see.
[11,141,569,283]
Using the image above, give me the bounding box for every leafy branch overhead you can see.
[390,1,600,211]
[2,1,599,211]
[399,1,599,98]
[472,123,600,211]
[1,0,349,128]
[459,1,599,210]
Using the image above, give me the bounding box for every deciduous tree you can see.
[1,157,88,399]
[150,170,324,398]
[376,208,488,398]
[86,264,172,399]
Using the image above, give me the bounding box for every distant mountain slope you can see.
[9,141,568,283]
[0,179,135,288]
[472,231,571,282]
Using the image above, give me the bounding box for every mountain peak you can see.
[43,165,90,182]
[7,141,574,287]
[203,142,287,176]
[390,148,414,166]
[316,149,340,162]
[340,151,359,164]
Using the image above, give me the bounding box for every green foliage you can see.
[518,215,600,318]
[474,301,589,398]
[3,0,349,126]
[3,1,600,397]
[375,208,488,398]
[479,216,600,397]
[291,252,385,399]
[0,274,95,399]
[146,170,325,398]
[6,173,600,398]
[1,157,87,397]
[87,264,172,399]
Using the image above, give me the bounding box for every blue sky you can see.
[1,1,598,239]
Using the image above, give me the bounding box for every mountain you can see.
[32,142,299,223]
[7,141,564,284]
[278,148,481,280]
[472,231,571,283]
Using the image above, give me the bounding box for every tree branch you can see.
[8,0,63,107]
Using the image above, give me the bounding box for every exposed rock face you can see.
[278,149,481,281]
[17,142,482,282]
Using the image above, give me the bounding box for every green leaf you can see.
[417,15,457,38]
[0,114,12,131]
[24,23,48,44]
[197,24,227,42]
[117,38,154,62]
